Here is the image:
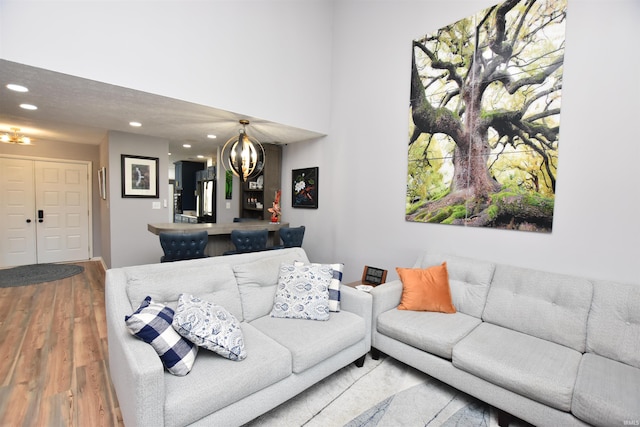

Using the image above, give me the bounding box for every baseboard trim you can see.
[90,256,108,272]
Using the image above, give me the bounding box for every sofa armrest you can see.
[370,280,403,346]
[105,268,166,427]
[340,285,373,350]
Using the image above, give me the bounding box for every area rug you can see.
[345,380,493,426]
[0,263,84,287]
[244,355,505,427]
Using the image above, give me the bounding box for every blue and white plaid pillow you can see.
[125,296,198,376]
[295,261,343,311]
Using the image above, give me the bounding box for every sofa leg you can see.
[370,347,381,360]
[354,355,366,367]
[497,409,513,427]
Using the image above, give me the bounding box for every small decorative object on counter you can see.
[269,190,281,223]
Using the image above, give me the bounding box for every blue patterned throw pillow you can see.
[125,296,198,376]
[295,261,343,312]
[172,294,247,361]
[270,263,332,321]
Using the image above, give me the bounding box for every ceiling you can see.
[0,59,324,163]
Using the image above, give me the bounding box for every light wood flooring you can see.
[0,261,123,427]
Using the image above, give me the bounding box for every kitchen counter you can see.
[148,221,290,256]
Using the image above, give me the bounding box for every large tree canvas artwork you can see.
[406,0,566,233]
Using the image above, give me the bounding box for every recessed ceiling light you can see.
[7,84,28,92]
[207,134,217,139]
[183,144,191,148]
[168,152,172,156]
[129,121,142,127]
[20,103,37,110]
[197,155,204,159]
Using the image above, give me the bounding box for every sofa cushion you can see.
[172,293,247,361]
[572,353,640,426]
[163,322,292,427]
[586,280,640,369]
[396,263,456,313]
[482,264,593,352]
[125,296,198,376]
[251,310,365,374]
[270,263,332,321]
[233,250,306,322]
[377,309,481,360]
[413,252,495,318]
[452,322,582,412]
[125,262,243,321]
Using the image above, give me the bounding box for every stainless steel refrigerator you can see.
[196,176,216,223]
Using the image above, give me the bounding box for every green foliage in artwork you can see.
[489,144,557,197]
[410,203,468,224]
[489,188,555,217]
[487,204,499,221]
[440,204,468,224]
[406,121,454,206]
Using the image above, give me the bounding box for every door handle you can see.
[38,210,44,223]
[26,219,32,223]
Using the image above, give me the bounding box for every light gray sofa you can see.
[370,252,640,427]
[105,247,371,427]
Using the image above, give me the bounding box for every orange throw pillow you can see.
[396,263,456,313]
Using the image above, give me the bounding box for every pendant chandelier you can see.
[221,119,265,182]
[1,127,32,145]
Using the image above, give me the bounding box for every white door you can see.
[0,158,90,267]
[0,158,38,266]
[34,161,90,264]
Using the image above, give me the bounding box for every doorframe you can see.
[0,154,94,261]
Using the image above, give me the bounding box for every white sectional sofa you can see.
[370,252,640,427]
[105,248,371,426]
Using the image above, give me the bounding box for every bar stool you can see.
[223,229,269,255]
[278,225,305,248]
[159,230,209,262]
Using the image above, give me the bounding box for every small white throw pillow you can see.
[270,263,332,321]
[172,294,247,361]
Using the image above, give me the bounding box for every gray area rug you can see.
[244,355,505,427]
[0,263,84,287]
[345,380,492,427]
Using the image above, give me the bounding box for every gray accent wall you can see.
[106,131,170,268]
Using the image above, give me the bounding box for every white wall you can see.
[325,0,639,285]
[0,0,334,135]
[107,131,170,267]
[1,0,638,285]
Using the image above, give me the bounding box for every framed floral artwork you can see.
[292,167,318,208]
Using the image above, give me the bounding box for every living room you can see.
[0,0,638,424]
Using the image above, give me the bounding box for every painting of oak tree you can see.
[406,0,566,232]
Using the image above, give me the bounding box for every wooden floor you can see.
[0,261,123,427]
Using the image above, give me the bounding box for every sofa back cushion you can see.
[586,280,640,369]
[413,252,495,318]
[233,249,310,321]
[125,262,244,321]
[483,265,592,352]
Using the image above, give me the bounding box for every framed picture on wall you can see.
[121,154,159,198]
[292,167,318,209]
